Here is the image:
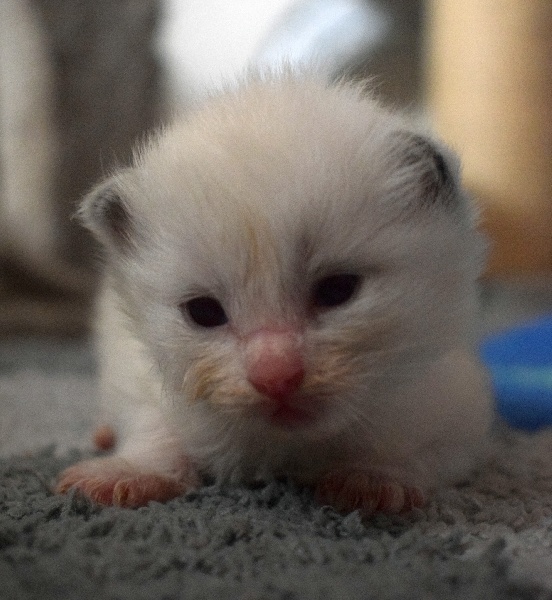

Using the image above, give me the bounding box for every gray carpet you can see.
[3,336,552,599]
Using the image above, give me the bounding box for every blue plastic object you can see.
[480,316,552,430]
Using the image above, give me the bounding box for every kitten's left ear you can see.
[393,133,459,210]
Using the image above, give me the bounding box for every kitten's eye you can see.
[183,296,228,328]
[312,273,361,309]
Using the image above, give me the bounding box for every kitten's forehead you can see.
[129,76,438,295]
[136,80,401,243]
[137,140,389,286]
[139,75,401,209]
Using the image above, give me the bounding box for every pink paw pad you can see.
[315,471,426,517]
[56,457,199,508]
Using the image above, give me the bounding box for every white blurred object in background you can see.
[158,0,389,104]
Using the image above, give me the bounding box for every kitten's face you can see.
[81,77,484,439]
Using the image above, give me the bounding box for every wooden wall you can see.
[426,1,552,274]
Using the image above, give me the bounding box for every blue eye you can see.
[312,274,360,309]
[183,296,228,328]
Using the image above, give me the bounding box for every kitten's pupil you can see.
[184,297,228,328]
[312,274,360,308]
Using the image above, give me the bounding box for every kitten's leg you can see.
[314,470,426,516]
[56,408,199,508]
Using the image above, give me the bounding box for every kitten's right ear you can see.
[393,133,458,210]
[77,176,135,252]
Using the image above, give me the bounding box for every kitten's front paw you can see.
[314,470,426,517]
[56,456,199,508]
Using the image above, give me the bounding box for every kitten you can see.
[56,71,493,514]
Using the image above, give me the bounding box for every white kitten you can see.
[57,72,493,513]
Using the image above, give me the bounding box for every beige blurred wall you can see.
[426,0,552,275]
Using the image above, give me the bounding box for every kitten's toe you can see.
[314,470,426,516]
[56,456,199,508]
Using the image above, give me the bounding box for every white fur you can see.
[80,72,493,496]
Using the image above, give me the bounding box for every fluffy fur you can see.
[57,72,493,514]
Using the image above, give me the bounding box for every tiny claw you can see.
[315,470,426,517]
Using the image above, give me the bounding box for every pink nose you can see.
[245,329,305,401]
[249,365,305,400]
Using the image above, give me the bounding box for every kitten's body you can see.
[58,72,492,513]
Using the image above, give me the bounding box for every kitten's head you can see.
[80,74,486,439]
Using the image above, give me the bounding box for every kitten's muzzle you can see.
[242,328,327,428]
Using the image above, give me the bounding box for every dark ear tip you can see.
[395,132,458,208]
[409,134,454,190]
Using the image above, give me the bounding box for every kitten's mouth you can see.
[260,398,320,429]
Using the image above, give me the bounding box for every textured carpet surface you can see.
[3,338,552,599]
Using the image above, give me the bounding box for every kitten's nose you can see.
[245,328,305,401]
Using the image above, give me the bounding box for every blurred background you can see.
[1,0,551,337]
